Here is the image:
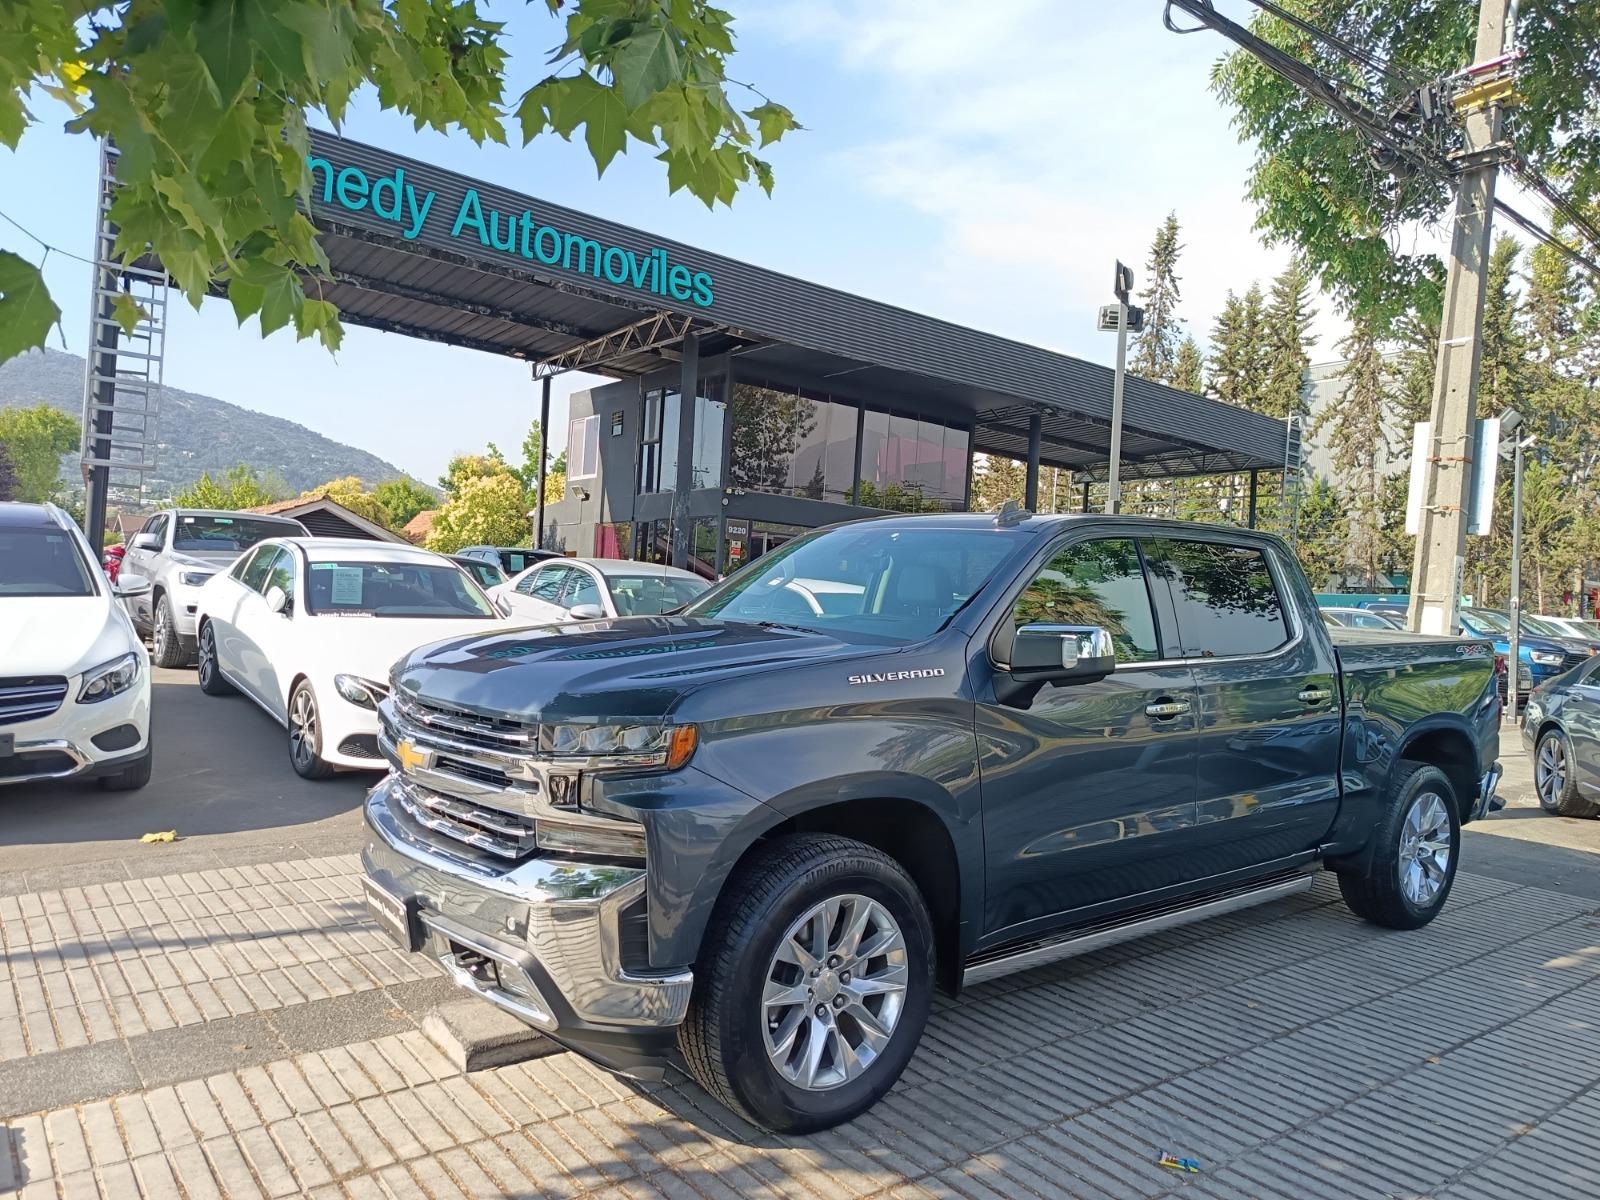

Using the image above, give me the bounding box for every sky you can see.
[1,0,1351,485]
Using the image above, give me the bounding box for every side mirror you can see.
[132,533,161,552]
[567,603,606,621]
[1008,624,1117,683]
[115,573,151,598]
[263,585,289,615]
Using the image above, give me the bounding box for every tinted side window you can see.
[562,570,603,611]
[528,565,570,602]
[230,546,261,582]
[240,547,277,593]
[265,549,295,604]
[1147,539,1289,658]
[1011,538,1159,663]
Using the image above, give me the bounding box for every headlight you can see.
[1523,700,1543,722]
[540,722,697,770]
[78,653,140,703]
[334,674,389,710]
[1529,650,1564,666]
[178,571,214,587]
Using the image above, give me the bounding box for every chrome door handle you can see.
[1298,686,1333,705]
[1145,700,1191,719]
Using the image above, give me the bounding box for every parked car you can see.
[1,503,153,790]
[491,557,709,623]
[1320,606,1402,631]
[361,513,1502,1133]
[121,508,309,668]
[194,539,507,779]
[455,545,562,576]
[1520,613,1600,655]
[1358,601,1410,621]
[1522,662,1600,818]
[449,553,507,591]
[1457,607,1587,697]
[1535,614,1600,642]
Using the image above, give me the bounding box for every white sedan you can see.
[490,557,710,624]
[194,539,508,779]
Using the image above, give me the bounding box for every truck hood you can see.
[391,617,856,723]
[166,551,238,570]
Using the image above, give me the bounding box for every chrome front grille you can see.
[392,692,535,752]
[392,782,538,860]
[1562,652,1589,673]
[0,677,68,726]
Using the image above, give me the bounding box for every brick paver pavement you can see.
[2,854,1598,1199]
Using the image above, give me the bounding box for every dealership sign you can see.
[307,155,716,309]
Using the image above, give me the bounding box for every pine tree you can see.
[1312,317,1394,588]
[1207,284,1269,412]
[1130,212,1183,384]
[1477,237,1529,421]
[1260,261,1316,420]
[1173,337,1204,394]
[971,455,1026,510]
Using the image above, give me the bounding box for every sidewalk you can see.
[4,845,1599,1199]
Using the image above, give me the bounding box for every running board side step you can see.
[961,873,1315,987]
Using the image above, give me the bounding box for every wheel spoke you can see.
[763,978,811,1008]
[816,898,842,959]
[774,935,820,975]
[835,898,873,959]
[843,964,908,999]
[767,1006,806,1063]
[844,1000,893,1052]
[799,1017,830,1088]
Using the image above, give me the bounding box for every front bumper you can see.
[1,678,150,786]
[361,776,692,1078]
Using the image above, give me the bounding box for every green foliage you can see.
[439,451,510,498]
[1173,337,1205,394]
[970,454,1025,511]
[1291,475,1346,591]
[0,0,795,367]
[372,477,437,529]
[306,475,390,526]
[1260,261,1317,420]
[1210,2,1600,322]
[170,463,285,509]
[0,441,18,502]
[1312,315,1393,587]
[1130,212,1185,384]
[1207,283,1269,411]
[426,468,528,553]
[0,402,77,502]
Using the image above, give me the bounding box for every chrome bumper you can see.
[1473,763,1505,821]
[0,739,91,786]
[361,776,692,1035]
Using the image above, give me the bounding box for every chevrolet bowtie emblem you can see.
[395,738,435,773]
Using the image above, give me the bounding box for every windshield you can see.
[305,560,497,618]
[606,574,710,616]
[173,515,301,554]
[1521,615,1573,639]
[497,550,549,574]
[684,524,1022,644]
[0,527,97,597]
[1465,609,1511,634]
[457,559,505,589]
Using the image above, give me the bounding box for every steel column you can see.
[1025,413,1042,511]
[534,373,551,549]
[1247,470,1259,529]
[670,334,700,569]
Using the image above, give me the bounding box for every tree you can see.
[1130,212,1184,384]
[1312,317,1394,588]
[1211,4,1600,322]
[970,455,1026,511]
[1207,284,1268,412]
[491,418,565,508]
[0,442,17,502]
[1173,337,1205,394]
[1291,475,1345,591]
[171,463,281,509]
[0,403,78,502]
[426,469,529,553]
[1260,261,1316,420]
[306,475,390,527]
[373,477,437,529]
[0,2,798,366]
[439,452,510,499]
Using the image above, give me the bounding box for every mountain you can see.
[0,349,418,499]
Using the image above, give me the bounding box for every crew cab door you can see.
[1143,535,1341,873]
[974,535,1200,944]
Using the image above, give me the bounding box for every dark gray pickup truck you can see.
[361,513,1502,1132]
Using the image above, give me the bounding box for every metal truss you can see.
[533,310,723,377]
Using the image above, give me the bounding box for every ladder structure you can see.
[1279,414,1304,547]
[81,139,169,537]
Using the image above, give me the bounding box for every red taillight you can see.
[1494,653,1508,677]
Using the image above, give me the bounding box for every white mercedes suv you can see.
[1,502,153,790]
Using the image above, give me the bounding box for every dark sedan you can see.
[1522,661,1600,818]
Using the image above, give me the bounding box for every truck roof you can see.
[842,510,1287,540]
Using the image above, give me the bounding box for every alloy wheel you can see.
[1398,791,1452,907]
[1537,736,1566,810]
[198,627,215,685]
[153,599,168,658]
[289,688,317,767]
[761,894,909,1091]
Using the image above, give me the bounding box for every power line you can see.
[0,207,96,267]
[1492,199,1600,280]
[1242,0,1423,93]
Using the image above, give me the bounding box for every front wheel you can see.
[1338,762,1460,929]
[678,834,934,1134]
[1535,728,1600,818]
[196,623,234,696]
[287,681,336,780]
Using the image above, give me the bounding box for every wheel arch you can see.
[1398,721,1479,823]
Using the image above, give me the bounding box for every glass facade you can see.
[640,379,726,494]
[858,411,970,512]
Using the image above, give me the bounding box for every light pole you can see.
[1506,430,1534,722]
[1097,262,1143,515]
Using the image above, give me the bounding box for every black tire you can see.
[149,593,189,668]
[196,622,234,696]
[678,833,935,1134]
[287,680,336,780]
[1338,762,1460,929]
[99,747,153,792]
[1535,727,1600,818]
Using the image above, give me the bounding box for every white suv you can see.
[0,503,153,790]
[122,508,308,667]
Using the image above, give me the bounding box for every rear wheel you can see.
[1535,728,1600,818]
[1338,762,1460,929]
[287,681,336,780]
[678,834,934,1134]
[196,623,234,696]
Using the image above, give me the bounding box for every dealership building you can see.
[88,132,1295,571]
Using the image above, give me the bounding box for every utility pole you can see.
[1507,434,1530,721]
[1406,0,1514,636]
